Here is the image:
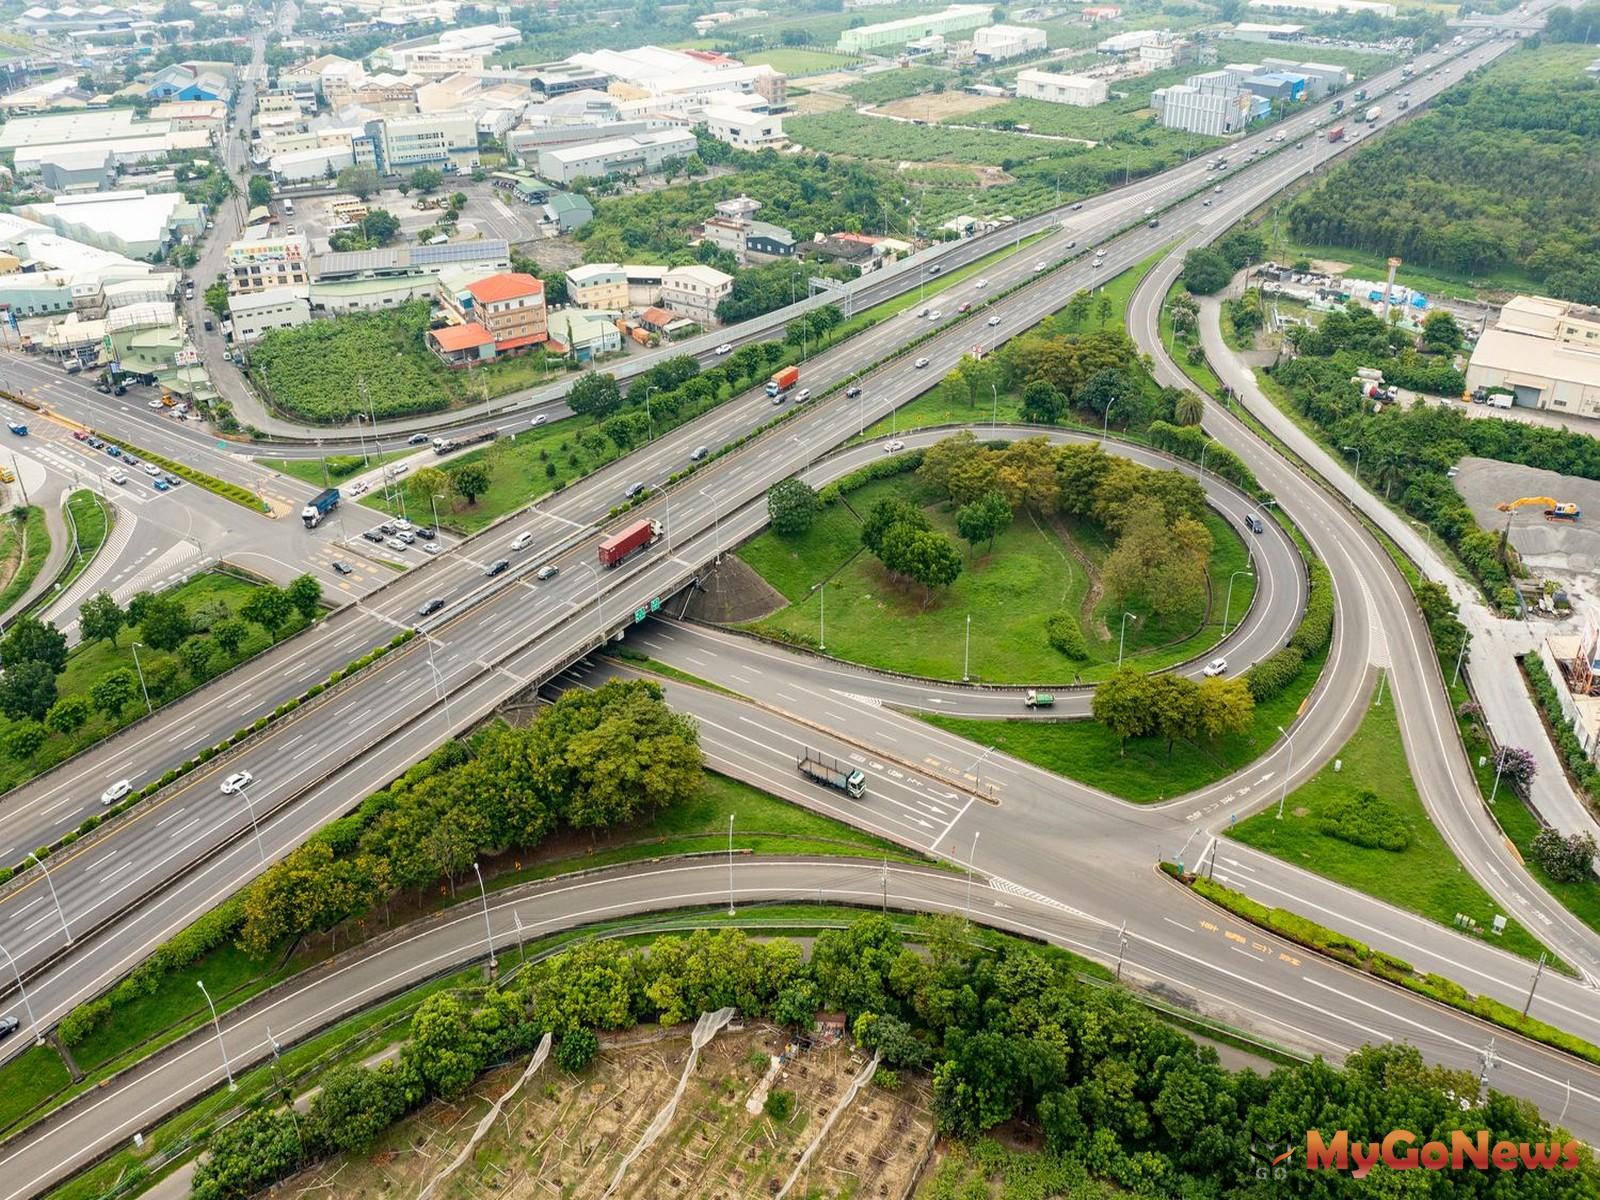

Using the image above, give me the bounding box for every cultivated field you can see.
[298,1024,936,1199]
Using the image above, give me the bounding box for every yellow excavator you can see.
[1497,497,1580,521]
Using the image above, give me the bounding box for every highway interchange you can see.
[2,13,1598,1194]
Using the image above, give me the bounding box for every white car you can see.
[914,357,930,369]
[511,532,533,551]
[927,310,942,321]
[883,440,905,453]
[147,398,165,409]
[987,315,1001,327]
[1033,262,1047,272]
[142,463,161,476]
[530,414,547,427]
[715,343,733,355]
[348,481,369,497]
[220,770,254,794]
[386,537,408,551]
[974,278,988,289]
[100,779,132,806]
[794,388,811,403]
[423,542,441,555]
[1203,658,1228,678]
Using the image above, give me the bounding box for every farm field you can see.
[289,1024,935,1199]
[744,47,860,75]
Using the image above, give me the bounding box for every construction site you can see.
[1453,457,1600,614]
[289,1016,938,1200]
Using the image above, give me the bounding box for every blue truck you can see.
[6,420,26,436]
[302,487,340,529]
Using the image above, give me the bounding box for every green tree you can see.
[767,478,820,536]
[79,590,126,648]
[361,208,401,245]
[954,490,1011,553]
[309,1064,408,1152]
[0,659,56,722]
[1173,389,1204,426]
[410,166,443,193]
[45,693,91,736]
[211,618,248,657]
[554,1027,599,1073]
[337,164,381,199]
[7,720,46,759]
[1095,291,1114,328]
[138,594,191,651]
[1197,676,1254,741]
[90,666,137,720]
[247,174,272,206]
[861,497,929,557]
[450,461,491,505]
[406,992,483,1098]
[1020,379,1066,424]
[1064,289,1092,327]
[190,1110,304,1200]
[179,636,215,683]
[204,279,229,320]
[764,1089,795,1120]
[1531,827,1598,882]
[566,372,622,418]
[1181,247,1233,294]
[1,616,68,673]
[1092,667,1156,753]
[287,573,322,621]
[240,586,294,643]
[1422,309,1464,353]
[409,465,450,513]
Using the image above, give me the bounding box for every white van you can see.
[510,532,533,551]
[1488,392,1514,409]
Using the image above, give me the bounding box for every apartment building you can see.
[227,233,312,294]
[565,263,629,310]
[439,270,548,351]
[659,264,733,326]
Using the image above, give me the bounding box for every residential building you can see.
[836,5,992,53]
[229,285,311,342]
[659,264,733,326]
[624,264,667,307]
[701,105,785,150]
[20,190,203,260]
[745,220,796,258]
[439,270,548,352]
[365,112,479,174]
[1247,0,1396,15]
[1465,295,1600,419]
[1016,69,1108,107]
[277,55,364,100]
[972,24,1046,62]
[808,234,875,265]
[227,233,312,294]
[1138,35,1204,71]
[566,263,629,311]
[1151,82,1253,135]
[546,308,622,361]
[534,129,698,185]
[427,321,496,366]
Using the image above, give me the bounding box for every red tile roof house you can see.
[429,271,549,365]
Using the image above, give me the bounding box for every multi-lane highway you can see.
[6,22,1593,1195]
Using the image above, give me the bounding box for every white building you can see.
[1016,69,1108,107]
[227,233,312,294]
[701,105,785,149]
[368,112,480,173]
[972,24,1046,62]
[229,285,311,341]
[1151,83,1253,135]
[535,128,698,185]
[659,264,733,326]
[271,144,356,183]
[1097,29,1165,55]
[20,190,203,260]
[1465,295,1600,420]
[836,5,992,53]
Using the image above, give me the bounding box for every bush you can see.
[1244,645,1304,702]
[764,1088,795,1121]
[1045,612,1087,660]
[1531,827,1598,883]
[1316,790,1412,851]
[554,1027,599,1073]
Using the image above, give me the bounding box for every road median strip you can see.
[91,432,269,515]
[1162,862,1600,1070]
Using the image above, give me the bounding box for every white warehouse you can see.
[1016,69,1108,107]
[972,24,1047,62]
[535,128,698,185]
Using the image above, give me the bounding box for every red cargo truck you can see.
[598,518,662,567]
[766,366,800,397]
[1327,125,1345,143]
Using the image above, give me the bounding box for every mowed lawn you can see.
[1228,691,1552,963]
[739,474,1251,683]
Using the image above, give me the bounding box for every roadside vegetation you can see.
[0,505,48,616]
[0,572,320,800]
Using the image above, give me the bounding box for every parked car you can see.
[100,779,132,805]
[418,597,445,617]
[423,542,440,556]
[220,770,254,794]
[537,563,560,580]
[415,525,435,540]
[396,529,415,544]
[147,398,164,409]
[362,528,385,543]
[332,560,354,575]
[386,537,408,551]
[154,479,170,491]
[1203,658,1228,677]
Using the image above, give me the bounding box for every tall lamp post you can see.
[578,561,605,647]
[1222,569,1253,636]
[1117,612,1137,667]
[24,851,70,945]
[700,486,722,564]
[1102,397,1117,439]
[0,941,43,1044]
[963,829,980,924]
[130,641,153,714]
[197,979,236,1091]
[471,861,496,969]
[234,778,267,865]
[726,813,736,916]
[1342,444,1362,482]
[1275,725,1296,819]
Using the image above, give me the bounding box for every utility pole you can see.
[1115,920,1129,980]
[1476,1037,1497,1105]
[880,857,888,914]
[1521,952,1546,1017]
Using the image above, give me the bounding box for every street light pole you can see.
[0,940,43,1044]
[1489,744,1509,804]
[1342,444,1361,481]
[130,641,153,714]
[235,780,267,865]
[25,852,71,945]
[1200,438,1213,476]
[1223,570,1253,636]
[579,562,605,647]
[963,613,971,682]
[1275,725,1296,818]
[964,829,980,924]
[1102,397,1117,439]
[818,580,825,651]
[1452,636,1469,687]
[644,386,656,442]
[727,813,736,916]
[990,382,998,430]
[1117,612,1136,667]
[430,492,445,533]
[471,861,495,968]
[700,486,722,563]
[196,979,236,1091]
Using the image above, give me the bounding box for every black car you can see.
[845,385,861,398]
[486,559,510,577]
[418,597,445,617]
[414,526,436,540]
[362,529,386,543]
[0,1014,18,1041]
[332,560,354,575]
[408,433,430,445]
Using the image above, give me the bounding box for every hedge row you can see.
[817,449,925,505]
[1146,420,1262,497]
[1188,872,1600,1070]
[95,434,268,514]
[1522,656,1600,802]
[1244,559,1332,703]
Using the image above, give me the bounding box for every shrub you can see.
[1045,612,1087,660]
[1244,645,1304,702]
[1316,790,1412,851]
[554,1027,599,1073]
[764,1088,795,1121]
[1531,827,1598,883]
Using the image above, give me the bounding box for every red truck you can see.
[1327,125,1345,143]
[766,365,799,398]
[598,518,662,567]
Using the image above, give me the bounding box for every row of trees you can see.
[234,681,700,957]
[1180,229,1267,296]
[1093,667,1254,755]
[193,916,1598,1200]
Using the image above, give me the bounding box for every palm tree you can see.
[1174,390,1204,426]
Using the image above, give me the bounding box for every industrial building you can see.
[836,5,993,54]
[1233,22,1307,42]
[1151,82,1254,135]
[972,24,1047,62]
[1016,69,1109,107]
[365,111,480,173]
[1465,296,1600,420]
[229,286,311,342]
[700,105,785,149]
[1259,57,1351,96]
[535,128,698,185]
[20,190,204,260]
[0,212,164,317]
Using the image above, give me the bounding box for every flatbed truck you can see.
[797,749,866,798]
